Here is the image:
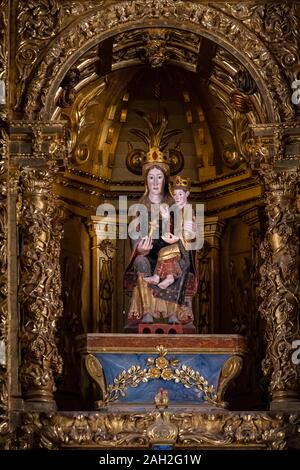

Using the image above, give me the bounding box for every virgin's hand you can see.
[162,232,179,244]
[136,236,153,255]
[184,221,196,233]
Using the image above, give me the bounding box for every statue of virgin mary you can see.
[124,110,198,326]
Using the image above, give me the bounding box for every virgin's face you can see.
[147,168,165,197]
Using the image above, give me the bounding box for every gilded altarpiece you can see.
[0,0,299,450]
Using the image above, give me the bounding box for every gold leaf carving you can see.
[17,410,300,449]
[258,165,300,398]
[19,167,64,402]
[20,1,293,122]
[85,354,106,400]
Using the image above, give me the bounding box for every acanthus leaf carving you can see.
[17,410,300,450]
[18,0,62,41]
[216,3,299,88]
[15,0,63,109]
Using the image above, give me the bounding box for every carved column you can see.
[197,217,225,333]
[9,121,66,409]
[18,168,64,407]
[251,123,300,410]
[259,166,300,409]
[89,216,117,333]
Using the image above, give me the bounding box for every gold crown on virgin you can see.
[144,146,168,165]
[173,175,191,190]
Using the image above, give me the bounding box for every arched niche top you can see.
[22,1,294,123]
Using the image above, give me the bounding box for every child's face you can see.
[173,189,189,207]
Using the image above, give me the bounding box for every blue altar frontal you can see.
[77,334,248,409]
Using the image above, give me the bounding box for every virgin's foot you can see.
[168,314,180,324]
[142,314,154,323]
[144,274,160,285]
[158,275,174,289]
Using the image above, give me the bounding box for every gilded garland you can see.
[88,346,219,407]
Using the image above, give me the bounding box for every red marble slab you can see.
[76,333,248,355]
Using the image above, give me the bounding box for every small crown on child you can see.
[173,175,191,190]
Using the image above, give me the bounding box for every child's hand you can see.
[162,233,179,244]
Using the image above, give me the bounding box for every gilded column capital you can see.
[250,123,300,169]
[8,121,66,169]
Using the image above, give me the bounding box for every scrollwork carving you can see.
[258,166,300,403]
[18,0,62,41]
[61,82,105,166]
[15,0,63,109]
[20,1,292,122]
[217,3,299,88]
[18,167,64,404]
[85,354,106,405]
[217,356,243,406]
[147,409,178,445]
[214,86,252,169]
[222,414,289,450]
[18,410,300,450]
